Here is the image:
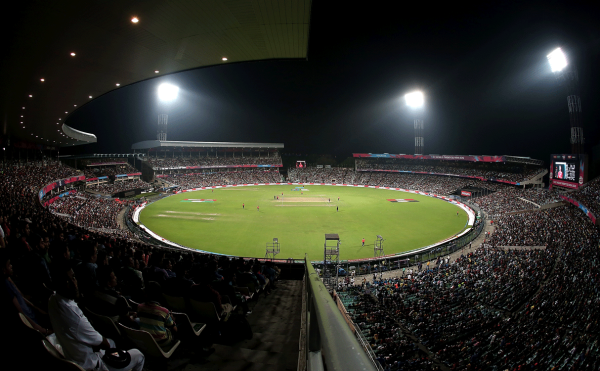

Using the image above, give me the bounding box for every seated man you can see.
[89,266,138,327]
[190,275,233,319]
[163,260,194,298]
[235,260,260,289]
[1,249,52,335]
[262,261,278,289]
[162,259,176,279]
[252,264,269,293]
[48,262,145,371]
[119,256,144,302]
[74,241,100,298]
[136,282,178,348]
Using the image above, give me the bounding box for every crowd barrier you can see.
[302,259,380,371]
[559,194,597,224]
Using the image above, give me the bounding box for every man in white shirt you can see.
[48,263,145,371]
[0,224,5,248]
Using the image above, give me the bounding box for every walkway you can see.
[183,280,302,371]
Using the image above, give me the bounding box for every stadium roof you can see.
[2,0,311,148]
[131,140,284,150]
[353,153,543,165]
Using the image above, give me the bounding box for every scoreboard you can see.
[549,154,588,189]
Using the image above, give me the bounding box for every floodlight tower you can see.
[405,91,425,155]
[547,48,584,154]
[156,83,179,141]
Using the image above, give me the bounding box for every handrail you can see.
[304,258,379,371]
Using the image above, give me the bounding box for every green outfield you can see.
[139,185,468,261]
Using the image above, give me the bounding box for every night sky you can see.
[65,1,600,163]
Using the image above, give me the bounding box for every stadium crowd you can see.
[83,163,138,178]
[287,167,355,184]
[567,176,600,217]
[289,168,563,217]
[473,188,539,216]
[86,179,150,194]
[1,160,82,191]
[472,188,562,218]
[355,159,543,183]
[2,157,600,370]
[1,160,282,370]
[166,170,283,191]
[339,205,600,370]
[147,154,282,169]
[48,191,131,231]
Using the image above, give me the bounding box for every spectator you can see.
[136,282,178,348]
[49,262,145,371]
[89,265,138,327]
[74,241,99,297]
[1,249,52,335]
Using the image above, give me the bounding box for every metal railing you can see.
[311,216,486,277]
[303,258,379,371]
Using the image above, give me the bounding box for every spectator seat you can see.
[118,323,181,359]
[42,339,84,371]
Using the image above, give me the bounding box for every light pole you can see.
[547,48,584,154]
[405,91,424,155]
[156,83,179,141]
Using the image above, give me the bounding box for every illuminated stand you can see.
[323,234,340,291]
[265,238,280,261]
[547,48,584,154]
[405,91,425,155]
[374,235,385,258]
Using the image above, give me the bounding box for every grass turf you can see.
[139,185,468,261]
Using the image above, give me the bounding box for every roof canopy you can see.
[131,140,284,150]
[2,0,311,147]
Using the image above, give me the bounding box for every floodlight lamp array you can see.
[157,83,179,102]
[405,91,424,108]
[547,48,567,72]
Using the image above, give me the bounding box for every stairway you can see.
[182,280,302,371]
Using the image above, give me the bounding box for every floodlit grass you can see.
[139,185,467,260]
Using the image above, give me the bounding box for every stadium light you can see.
[547,48,567,72]
[157,83,179,102]
[405,91,424,108]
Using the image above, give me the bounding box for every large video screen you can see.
[553,160,577,182]
[550,154,587,189]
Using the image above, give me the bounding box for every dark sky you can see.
[65,1,600,162]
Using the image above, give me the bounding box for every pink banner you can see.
[353,153,505,162]
[552,179,579,189]
[559,195,596,224]
[461,191,472,197]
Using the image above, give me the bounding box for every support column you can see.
[414,119,424,155]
